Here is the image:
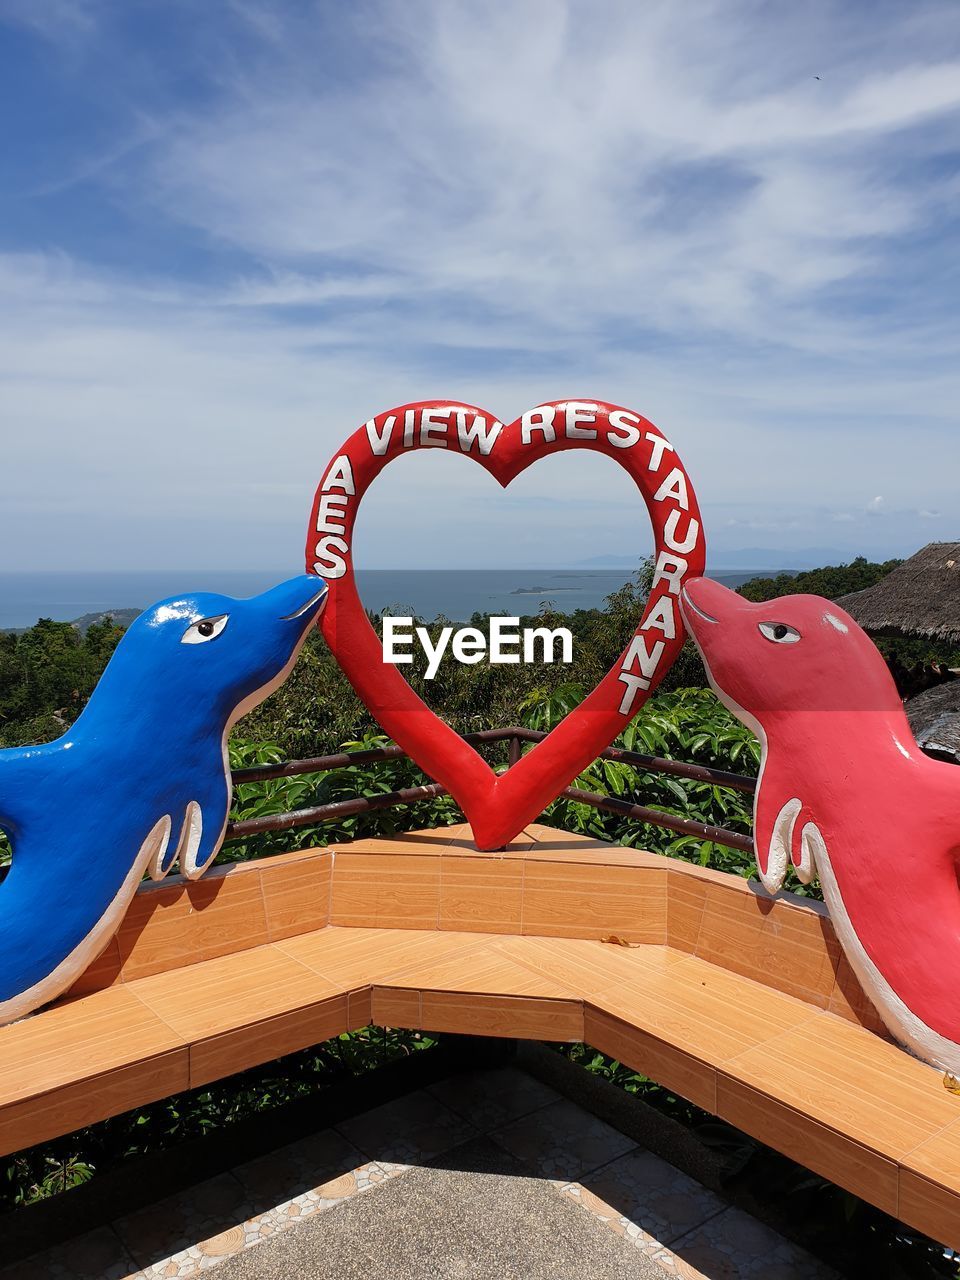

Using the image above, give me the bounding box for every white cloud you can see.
[2,0,959,569]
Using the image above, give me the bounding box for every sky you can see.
[0,0,958,572]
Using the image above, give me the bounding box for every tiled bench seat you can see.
[1,824,958,1249]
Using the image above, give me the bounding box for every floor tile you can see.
[113,1171,253,1272]
[231,1127,364,1210]
[666,1205,840,1279]
[334,1088,479,1163]
[426,1066,561,1131]
[490,1097,638,1181]
[566,1147,728,1246]
[0,1225,139,1280]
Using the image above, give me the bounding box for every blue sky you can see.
[1,0,958,571]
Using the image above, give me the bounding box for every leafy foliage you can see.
[224,734,461,861]
[736,555,903,604]
[0,617,124,748]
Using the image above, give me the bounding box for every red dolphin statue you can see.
[681,577,960,1074]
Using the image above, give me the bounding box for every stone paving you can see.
[2,1067,839,1279]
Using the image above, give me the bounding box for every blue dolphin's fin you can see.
[172,767,231,881]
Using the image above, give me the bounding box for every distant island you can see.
[1,607,142,637]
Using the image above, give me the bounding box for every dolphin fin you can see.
[175,773,231,881]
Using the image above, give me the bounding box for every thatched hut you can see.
[838,543,960,760]
[906,682,960,764]
[837,542,960,644]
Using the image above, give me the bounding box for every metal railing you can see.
[228,726,756,854]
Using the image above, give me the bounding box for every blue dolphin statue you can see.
[0,574,327,1025]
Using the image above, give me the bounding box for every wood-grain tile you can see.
[0,1049,189,1158]
[348,985,373,1029]
[695,882,837,1008]
[116,868,269,981]
[371,987,421,1027]
[276,925,490,992]
[898,1169,960,1251]
[0,986,186,1105]
[498,936,817,1067]
[441,824,538,854]
[418,991,583,1041]
[521,862,667,943]
[439,854,523,934]
[380,945,572,999]
[189,994,350,1087]
[330,852,441,929]
[66,934,124,997]
[522,827,667,868]
[666,867,706,953]
[716,1075,899,1217]
[826,948,890,1036]
[721,1014,956,1161]
[585,1006,716,1112]
[129,944,337,1043]
[260,850,332,940]
[901,1113,960,1192]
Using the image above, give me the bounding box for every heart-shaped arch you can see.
[305,400,705,849]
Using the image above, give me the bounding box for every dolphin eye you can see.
[759,621,801,645]
[182,614,228,644]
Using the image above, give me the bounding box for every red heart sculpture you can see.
[305,400,705,849]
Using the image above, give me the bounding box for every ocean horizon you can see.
[0,568,643,630]
[0,566,780,630]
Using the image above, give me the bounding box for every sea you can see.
[0,568,649,630]
[0,566,774,631]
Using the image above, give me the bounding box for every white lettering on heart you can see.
[458,413,502,454]
[365,417,396,456]
[521,406,557,444]
[563,402,599,440]
[653,467,689,509]
[419,408,450,447]
[652,551,689,595]
[664,509,701,555]
[315,494,348,535]
[323,455,355,495]
[645,434,675,472]
[640,595,677,640]
[607,410,642,449]
[313,535,349,579]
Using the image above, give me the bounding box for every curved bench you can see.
[1,823,958,1250]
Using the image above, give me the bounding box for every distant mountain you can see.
[708,547,851,570]
[1,608,141,636]
[577,548,850,571]
[70,608,142,634]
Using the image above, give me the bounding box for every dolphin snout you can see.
[280,585,328,622]
[680,577,746,641]
[254,575,328,623]
[681,579,719,626]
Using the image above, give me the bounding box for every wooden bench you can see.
[2,823,958,1249]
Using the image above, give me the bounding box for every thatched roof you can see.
[837,542,960,643]
[906,680,960,763]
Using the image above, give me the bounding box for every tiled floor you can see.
[1,1067,838,1279]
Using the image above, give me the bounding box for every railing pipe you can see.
[233,726,757,795]
[226,782,448,838]
[562,787,755,854]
